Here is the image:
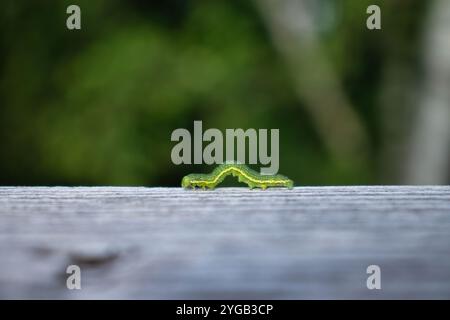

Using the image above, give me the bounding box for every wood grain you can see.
[0,186,449,299]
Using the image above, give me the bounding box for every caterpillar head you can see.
[181,176,192,188]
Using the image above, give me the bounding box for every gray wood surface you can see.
[0,186,449,299]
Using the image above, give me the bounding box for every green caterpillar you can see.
[181,163,294,190]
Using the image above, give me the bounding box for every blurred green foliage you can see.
[0,0,427,186]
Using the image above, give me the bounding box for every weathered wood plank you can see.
[0,186,449,299]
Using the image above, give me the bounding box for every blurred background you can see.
[0,0,449,186]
